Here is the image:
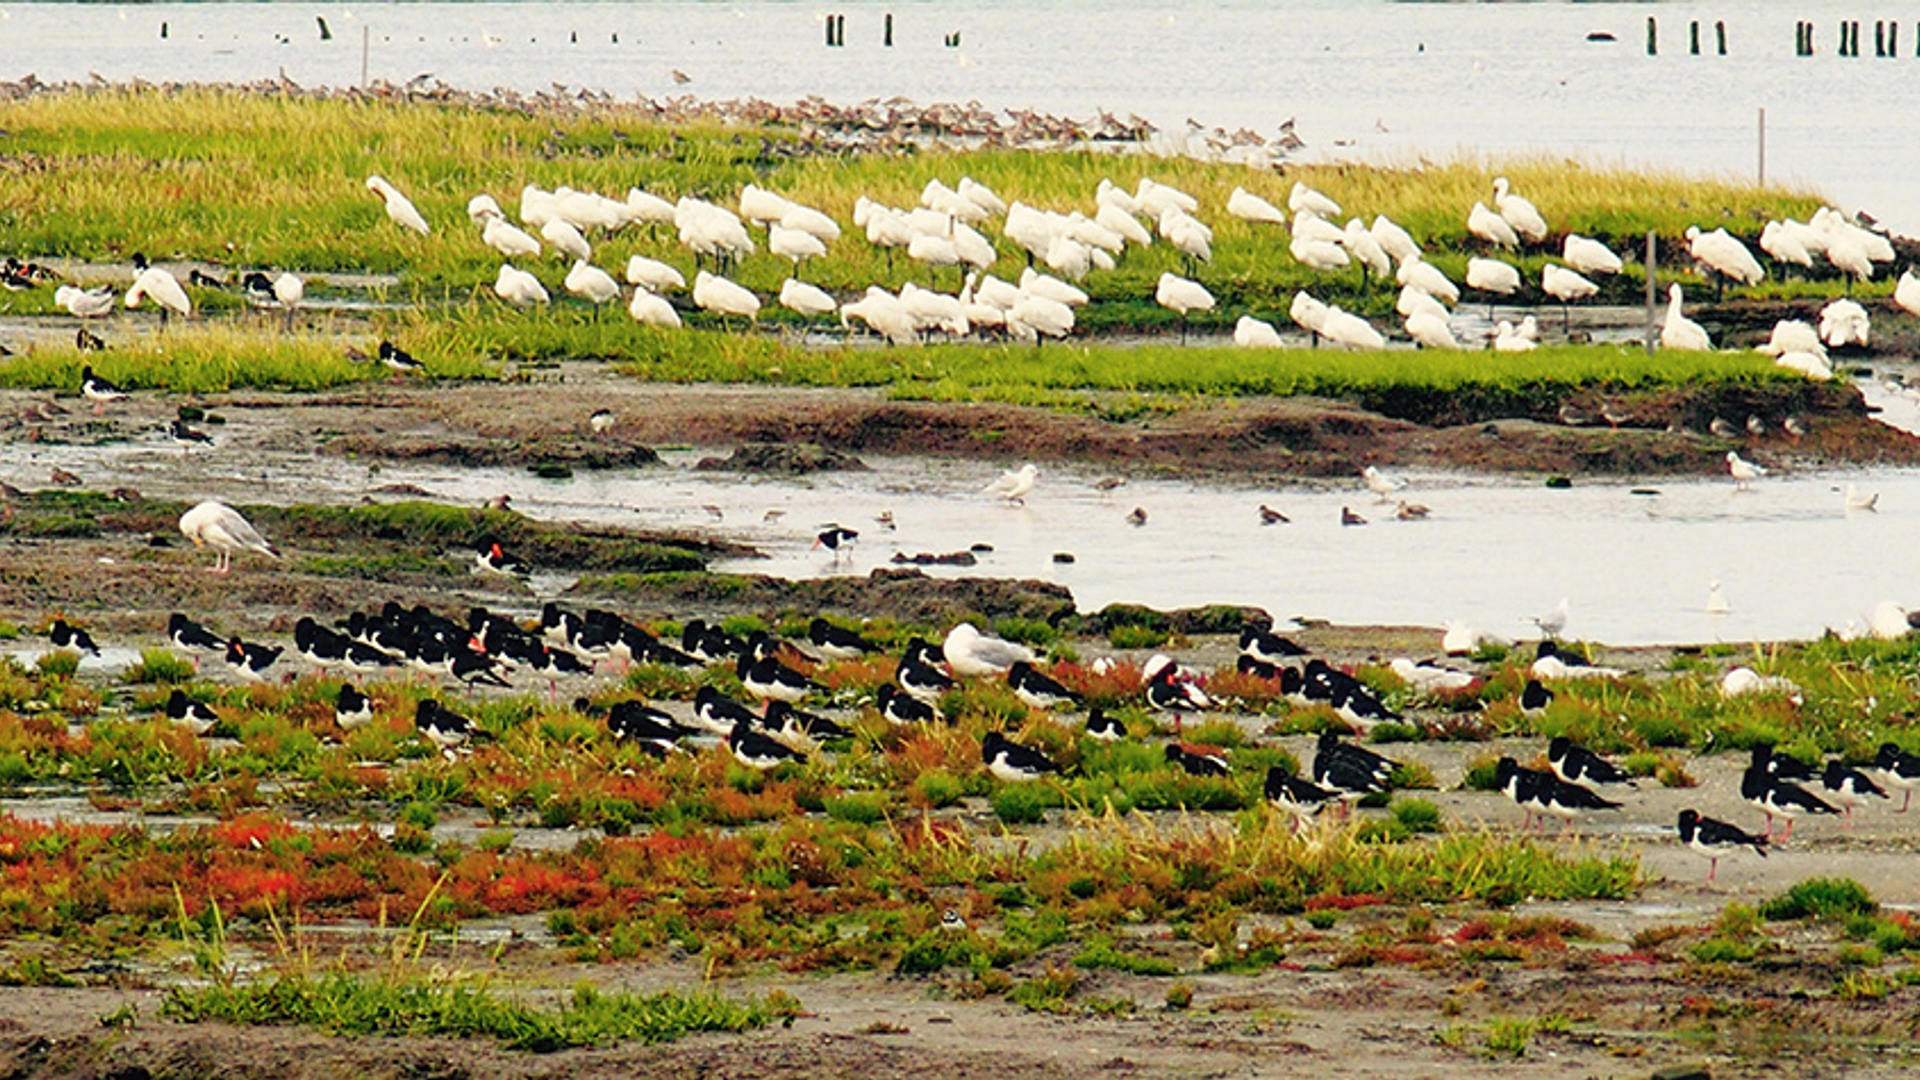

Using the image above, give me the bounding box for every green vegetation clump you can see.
[1761,878,1877,922]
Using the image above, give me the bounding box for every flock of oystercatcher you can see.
[40,542,1920,885]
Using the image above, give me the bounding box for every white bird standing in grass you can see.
[985,463,1039,505]
[270,272,304,332]
[1288,182,1341,219]
[1465,257,1521,316]
[564,260,620,307]
[55,284,115,318]
[692,270,761,325]
[1726,451,1766,490]
[125,265,192,327]
[1492,177,1549,242]
[778,278,838,321]
[494,264,549,307]
[1227,186,1287,225]
[1405,309,1460,350]
[179,501,279,574]
[1155,272,1214,343]
[627,286,682,329]
[482,213,541,259]
[1541,263,1599,330]
[1661,283,1712,351]
[625,255,686,293]
[1894,270,1920,317]
[1467,201,1520,248]
[1233,315,1283,348]
[943,622,1037,678]
[1685,226,1764,294]
[1370,215,1419,263]
[540,217,592,262]
[366,175,430,235]
[1562,234,1623,276]
[1396,255,1460,305]
[769,224,829,278]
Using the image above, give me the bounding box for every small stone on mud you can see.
[693,442,868,475]
[530,463,573,480]
[1053,552,1075,564]
[1546,476,1572,488]
[969,543,994,553]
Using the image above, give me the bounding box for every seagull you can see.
[1726,451,1766,490]
[1530,598,1570,639]
[1844,484,1879,512]
[1361,465,1403,502]
[985,463,1039,504]
[179,501,279,574]
[943,622,1036,678]
[1395,501,1430,521]
[1706,580,1731,615]
[1677,809,1767,882]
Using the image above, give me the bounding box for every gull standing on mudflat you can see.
[944,622,1037,678]
[985,463,1039,504]
[179,500,280,574]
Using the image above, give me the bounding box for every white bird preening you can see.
[627,286,682,329]
[777,277,838,322]
[985,463,1039,505]
[564,260,620,309]
[1467,201,1520,249]
[625,255,686,293]
[1530,597,1571,639]
[269,272,304,332]
[494,264,549,307]
[1685,226,1764,298]
[540,217,592,262]
[1492,320,1536,353]
[1660,283,1712,351]
[55,284,115,319]
[1844,483,1879,512]
[1706,580,1731,615]
[1465,257,1521,317]
[179,500,280,574]
[1227,186,1287,226]
[366,175,430,235]
[125,266,192,328]
[1233,315,1283,348]
[1491,177,1548,243]
[481,213,541,259]
[1154,272,1214,343]
[1562,234,1623,276]
[1288,181,1341,219]
[1896,270,1920,317]
[1726,450,1766,490]
[1818,298,1870,348]
[1396,255,1460,305]
[691,269,761,326]
[1361,465,1403,502]
[1404,308,1459,350]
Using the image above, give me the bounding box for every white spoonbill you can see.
[1343,219,1393,288]
[1755,319,1826,359]
[1896,270,1920,317]
[1467,201,1519,248]
[1562,234,1623,276]
[1818,298,1870,347]
[1465,257,1521,316]
[482,214,541,259]
[769,224,829,277]
[1396,284,1448,322]
[466,193,503,227]
[1006,294,1075,344]
[1491,177,1548,242]
[494,264,549,307]
[180,500,279,574]
[1404,309,1459,350]
[1660,283,1712,351]
[1760,220,1815,272]
[778,277,838,320]
[540,217,592,262]
[627,287,682,329]
[1289,291,1330,344]
[1396,255,1460,305]
[1233,315,1283,348]
[270,272,304,332]
[564,260,620,307]
[366,175,430,235]
[1320,306,1385,350]
[1370,215,1419,263]
[625,255,685,293]
[1227,186,1287,225]
[1685,226,1764,295]
[1541,263,1599,330]
[125,266,192,327]
[1493,320,1537,353]
[1288,181,1340,219]
[692,269,761,324]
[1155,272,1214,342]
[1019,267,1089,307]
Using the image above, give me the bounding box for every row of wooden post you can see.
[1645,16,1919,56]
[824,13,896,48]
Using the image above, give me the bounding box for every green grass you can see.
[161,973,796,1051]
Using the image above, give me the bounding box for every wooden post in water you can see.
[1890,22,1899,56]
[1646,17,1657,55]
[1875,21,1885,57]
[884,12,893,47]
[1644,232,1658,357]
[1689,21,1700,55]
[1757,107,1766,186]
[1716,21,1727,55]
[824,14,833,46]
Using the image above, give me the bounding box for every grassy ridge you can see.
[0,88,1841,317]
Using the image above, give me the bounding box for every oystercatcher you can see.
[48,618,99,656]
[165,688,219,735]
[1239,626,1307,664]
[1237,654,1281,680]
[1519,679,1554,716]
[693,686,761,735]
[764,700,850,747]
[729,718,806,771]
[739,652,819,703]
[446,649,510,688]
[1822,759,1889,828]
[475,540,530,578]
[1547,736,1635,788]
[813,526,858,563]
[808,617,877,660]
[1495,756,1554,831]
[1677,808,1768,882]
[168,419,215,453]
[379,339,423,379]
[295,616,353,668]
[224,638,283,681]
[1751,742,1816,783]
[1874,743,1920,812]
[335,684,374,731]
[1006,661,1080,710]
[80,365,128,413]
[1741,751,1837,842]
[415,699,473,749]
[1165,743,1230,778]
[1143,654,1210,729]
[982,731,1063,782]
[168,612,224,653]
[1265,767,1340,822]
[875,683,937,725]
[1312,732,1398,812]
[897,652,956,705]
[1083,708,1126,742]
[1528,770,1622,836]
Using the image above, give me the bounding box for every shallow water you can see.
[6,385,1918,647]
[0,1,1915,233]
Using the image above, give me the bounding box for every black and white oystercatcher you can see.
[1677,808,1768,882]
[48,618,99,655]
[165,688,219,735]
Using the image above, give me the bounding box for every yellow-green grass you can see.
[0,87,1857,320]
